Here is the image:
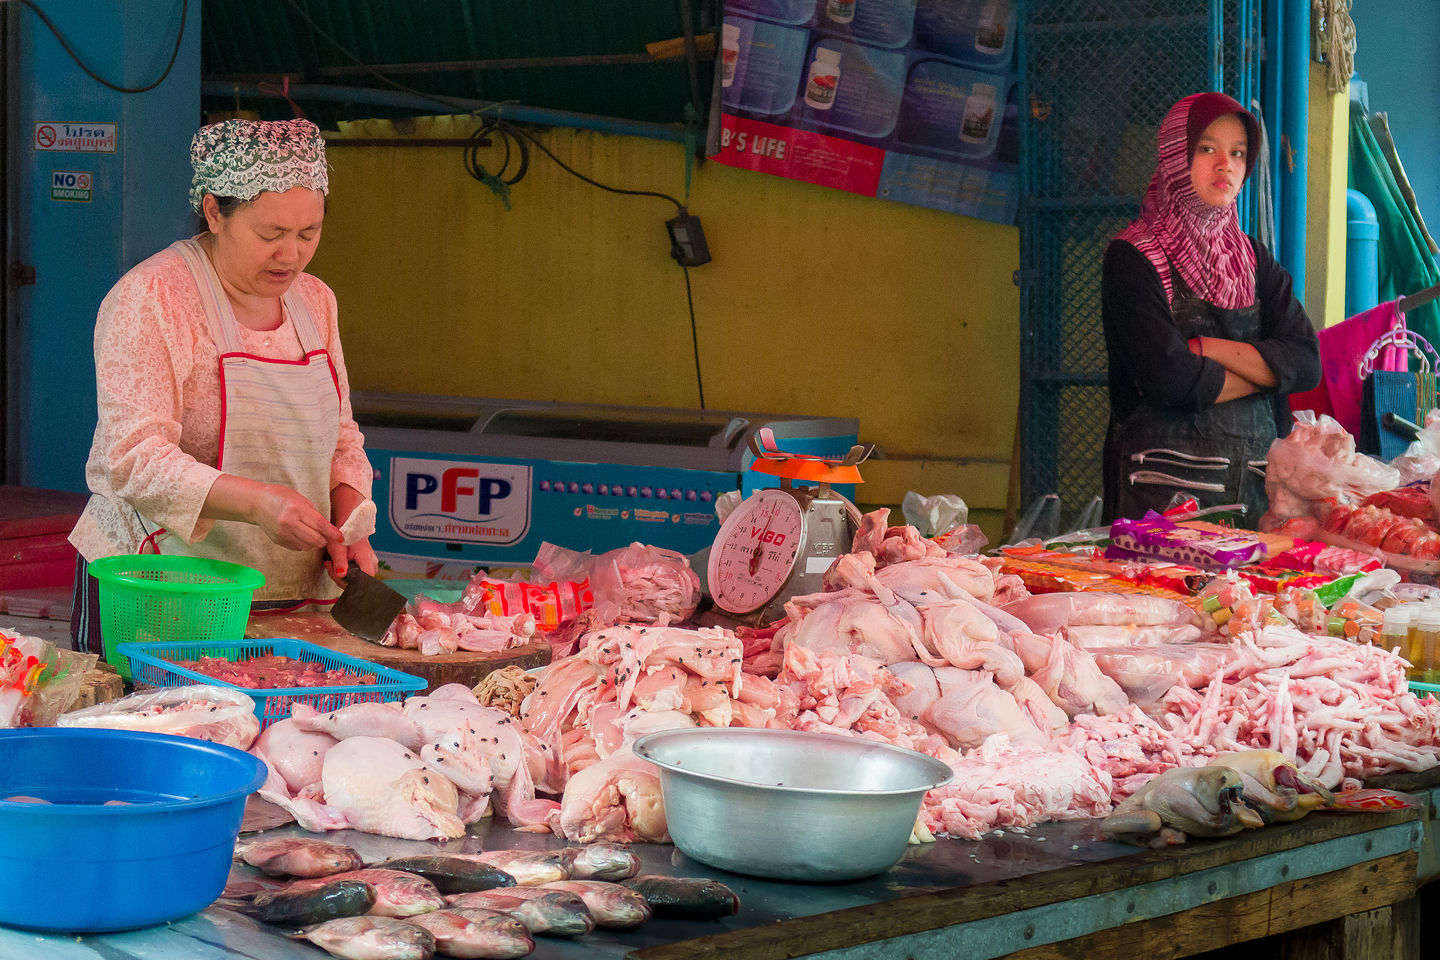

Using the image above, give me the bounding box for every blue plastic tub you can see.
[0,727,265,932]
[117,637,427,729]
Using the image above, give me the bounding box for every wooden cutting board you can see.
[245,610,551,693]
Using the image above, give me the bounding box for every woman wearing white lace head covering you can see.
[68,118,377,655]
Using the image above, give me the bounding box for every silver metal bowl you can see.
[633,727,954,882]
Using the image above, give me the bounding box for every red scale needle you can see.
[749,505,775,576]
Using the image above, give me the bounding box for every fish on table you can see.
[542,880,651,929]
[464,849,573,886]
[403,906,535,958]
[292,915,436,960]
[374,855,518,894]
[224,878,377,926]
[288,868,447,917]
[445,889,594,938]
[622,876,741,919]
[235,837,364,878]
[558,842,641,881]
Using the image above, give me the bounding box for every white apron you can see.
[164,238,342,602]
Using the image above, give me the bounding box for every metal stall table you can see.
[0,807,1422,960]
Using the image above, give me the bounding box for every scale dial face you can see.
[708,488,806,615]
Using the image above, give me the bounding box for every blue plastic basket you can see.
[1411,680,1440,701]
[115,638,426,729]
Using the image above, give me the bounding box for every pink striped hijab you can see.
[1116,92,1260,309]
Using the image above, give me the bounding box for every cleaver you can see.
[331,568,409,644]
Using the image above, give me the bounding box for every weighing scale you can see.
[695,429,873,626]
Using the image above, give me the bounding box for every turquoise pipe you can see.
[1345,188,1380,318]
[1279,0,1309,303]
[200,81,689,144]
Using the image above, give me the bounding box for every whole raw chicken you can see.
[1214,749,1334,823]
[252,717,338,795]
[320,736,465,840]
[1101,766,1264,847]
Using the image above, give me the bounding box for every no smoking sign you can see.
[51,170,93,203]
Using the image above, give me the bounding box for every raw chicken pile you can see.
[383,597,539,657]
[226,510,1440,851]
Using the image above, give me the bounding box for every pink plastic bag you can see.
[1289,300,1406,438]
[591,542,701,625]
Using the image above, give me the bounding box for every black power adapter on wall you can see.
[666,210,711,267]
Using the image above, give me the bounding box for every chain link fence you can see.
[1018,1,1257,532]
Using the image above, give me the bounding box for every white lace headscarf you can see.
[188,118,329,212]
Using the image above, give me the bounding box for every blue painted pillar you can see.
[1278,0,1309,304]
[8,1,199,490]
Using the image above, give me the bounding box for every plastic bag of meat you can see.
[901,491,968,538]
[1000,592,1203,635]
[1085,643,1236,708]
[0,629,97,728]
[57,684,260,750]
[1393,412,1440,485]
[589,542,701,625]
[1263,411,1401,527]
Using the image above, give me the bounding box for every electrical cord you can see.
[505,122,685,212]
[682,265,706,409]
[7,0,188,94]
[275,0,706,407]
[463,116,703,407]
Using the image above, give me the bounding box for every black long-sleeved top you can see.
[1101,236,1322,431]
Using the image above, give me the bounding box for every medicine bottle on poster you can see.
[721,23,741,88]
[975,0,1009,53]
[804,48,843,111]
[827,0,856,24]
[960,82,997,143]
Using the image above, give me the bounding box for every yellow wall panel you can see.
[1306,64,1351,329]
[311,117,1019,513]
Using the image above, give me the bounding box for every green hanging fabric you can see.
[1349,102,1440,344]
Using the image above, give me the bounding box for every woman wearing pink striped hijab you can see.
[1101,92,1319,523]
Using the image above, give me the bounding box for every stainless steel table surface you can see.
[0,816,1137,959]
[0,805,1426,960]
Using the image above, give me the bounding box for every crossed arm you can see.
[1186,336,1277,402]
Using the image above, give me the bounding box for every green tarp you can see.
[1349,102,1440,347]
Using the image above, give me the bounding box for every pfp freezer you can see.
[351,392,859,573]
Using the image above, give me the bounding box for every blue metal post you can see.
[1279,0,1309,303]
[1262,0,1284,259]
[10,1,199,490]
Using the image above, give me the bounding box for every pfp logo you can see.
[389,457,530,545]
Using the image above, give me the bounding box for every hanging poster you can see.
[710,0,1019,224]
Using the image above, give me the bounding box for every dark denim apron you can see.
[1104,271,1274,522]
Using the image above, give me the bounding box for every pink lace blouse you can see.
[69,244,373,560]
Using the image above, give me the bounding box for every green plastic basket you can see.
[88,555,265,680]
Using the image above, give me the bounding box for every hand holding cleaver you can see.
[331,568,409,644]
